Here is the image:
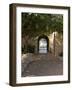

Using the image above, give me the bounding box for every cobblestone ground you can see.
[21,53,63,77]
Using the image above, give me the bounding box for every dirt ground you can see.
[21,53,63,77]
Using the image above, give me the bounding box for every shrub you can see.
[22,45,35,54]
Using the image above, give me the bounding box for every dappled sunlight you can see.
[48,31,63,56]
[56,39,62,46]
[21,13,63,77]
[22,53,63,77]
[21,53,32,61]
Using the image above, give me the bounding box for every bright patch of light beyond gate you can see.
[39,38,47,53]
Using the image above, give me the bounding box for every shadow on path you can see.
[22,53,63,77]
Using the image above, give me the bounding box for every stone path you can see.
[21,53,63,77]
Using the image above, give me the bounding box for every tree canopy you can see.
[22,13,63,38]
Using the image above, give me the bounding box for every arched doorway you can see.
[38,35,49,53]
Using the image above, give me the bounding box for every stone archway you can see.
[38,35,49,53]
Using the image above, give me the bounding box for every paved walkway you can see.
[21,53,63,77]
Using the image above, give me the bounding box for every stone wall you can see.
[49,32,63,56]
[22,32,63,57]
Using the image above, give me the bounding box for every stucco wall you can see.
[22,32,63,57]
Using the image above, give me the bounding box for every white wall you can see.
[0,0,72,90]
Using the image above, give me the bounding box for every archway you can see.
[38,35,49,53]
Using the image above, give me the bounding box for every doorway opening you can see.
[38,35,49,53]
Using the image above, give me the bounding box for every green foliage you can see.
[22,44,35,54]
[22,13,63,54]
[22,13,63,38]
